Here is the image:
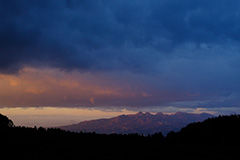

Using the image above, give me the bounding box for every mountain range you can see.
[60,112,214,135]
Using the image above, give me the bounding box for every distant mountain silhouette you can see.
[60,112,214,135]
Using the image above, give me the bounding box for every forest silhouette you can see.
[1,113,240,159]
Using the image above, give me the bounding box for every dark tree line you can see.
[1,113,240,159]
[166,114,240,145]
[0,113,14,129]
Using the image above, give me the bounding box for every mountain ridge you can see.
[60,112,214,135]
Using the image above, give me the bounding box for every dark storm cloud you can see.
[2,0,240,110]
[1,0,240,73]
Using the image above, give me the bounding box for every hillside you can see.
[1,113,240,159]
[166,114,240,145]
[60,112,214,135]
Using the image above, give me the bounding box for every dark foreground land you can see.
[1,114,240,160]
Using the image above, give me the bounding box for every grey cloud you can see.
[1,0,240,73]
[2,0,240,109]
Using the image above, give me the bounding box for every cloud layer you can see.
[1,0,240,73]
[1,0,240,110]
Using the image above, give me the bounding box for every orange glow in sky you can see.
[0,67,145,107]
[0,107,137,127]
[0,67,218,127]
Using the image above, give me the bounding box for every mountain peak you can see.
[156,112,164,116]
[136,111,144,116]
[145,112,152,116]
[136,112,152,116]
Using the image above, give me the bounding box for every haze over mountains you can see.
[60,112,214,135]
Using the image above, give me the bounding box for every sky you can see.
[1,0,240,126]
